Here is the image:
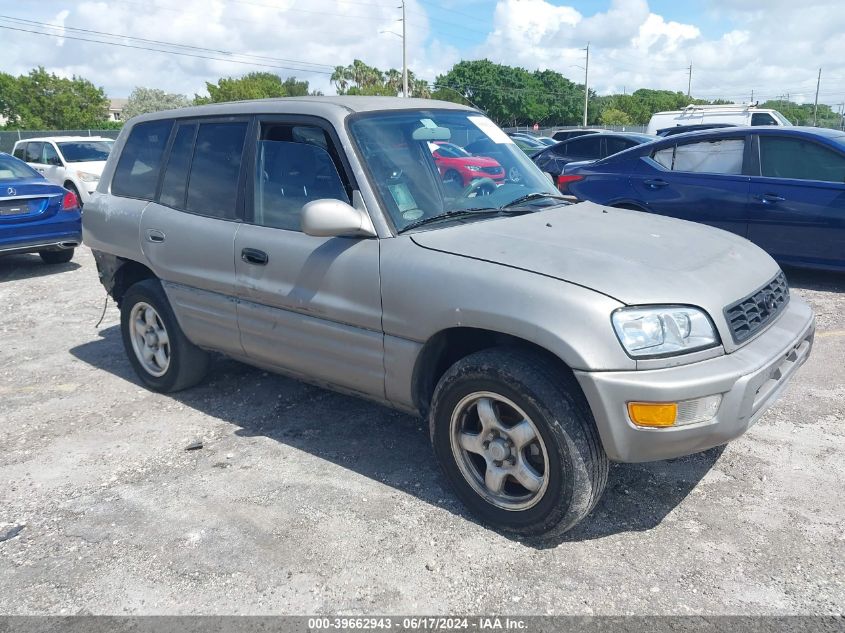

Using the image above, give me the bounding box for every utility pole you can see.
[812,68,821,126]
[687,62,692,99]
[751,89,754,104]
[582,42,589,127]
[401,0,408,98]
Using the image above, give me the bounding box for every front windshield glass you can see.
[0,155,40,180]
[57,141,111,162]
[348,110,561,232]
[772,111,793,126]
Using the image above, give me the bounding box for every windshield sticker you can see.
[388,183,420,215]
[420,118,437,129]
[468,116,514,144]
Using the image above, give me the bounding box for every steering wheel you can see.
[461,177,498,198]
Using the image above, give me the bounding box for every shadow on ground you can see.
[71,324,722,548]
[784,266,845,293]
[0,253,80,282]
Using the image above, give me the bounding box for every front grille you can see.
[481,166,502,175]
[724,272,789,344]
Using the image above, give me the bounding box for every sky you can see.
[0,0,843,108]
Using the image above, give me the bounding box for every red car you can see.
[429,142,505,186]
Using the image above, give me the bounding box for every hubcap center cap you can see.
[144,331,158,347]
[487,438,510,462]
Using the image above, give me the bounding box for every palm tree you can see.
[330,65,350,94]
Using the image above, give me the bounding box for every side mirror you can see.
[301,199,377,238]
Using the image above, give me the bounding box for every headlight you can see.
[466,165,482,171]
[612,306,719,357]
[77,171,100,182]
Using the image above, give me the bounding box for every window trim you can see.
[244,114,359,231]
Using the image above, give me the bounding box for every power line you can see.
[0,24,335,75]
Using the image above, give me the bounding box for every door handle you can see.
[643,178,669,188]
[755,193,785,204]
[145,228,166,243]
[241,247,269,265]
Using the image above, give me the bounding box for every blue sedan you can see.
[565,126,845,272]
[0,152,81,264]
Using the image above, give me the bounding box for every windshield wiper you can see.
[399,207,502,232]
[500,192,570,209]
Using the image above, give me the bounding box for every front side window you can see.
[185,122,248,220]
[653,138,744,175]
[112,120,174,200]
[759,136,845,183]
[57,141,111,163]
[348,110,559,232]
[253,124,349,231]
[751,112,777,126]
[42,143,61,166]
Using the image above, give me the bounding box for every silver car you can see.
[83,97,815,537]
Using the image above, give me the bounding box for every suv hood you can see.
[67,161,107,175]
[410,202,780,347]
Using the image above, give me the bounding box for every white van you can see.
[646,104,792,136]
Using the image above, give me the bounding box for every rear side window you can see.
[751,113,777,126]
[159,123,197,209]
[562,136,602,158]
[185,122,248,220]
[112,120,174,200]
[760,136,845,183]
[605,137,635,156]
[24,142,43,164]
[652,139,744,175]
[13,145,26,160]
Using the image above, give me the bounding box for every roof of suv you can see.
[13,136,113,145]
[130,96,476,124]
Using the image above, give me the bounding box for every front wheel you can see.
[120,279,210,392]
[430,348,608,537]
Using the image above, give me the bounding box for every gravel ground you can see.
[0,247,843,615]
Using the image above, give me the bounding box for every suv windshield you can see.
[57,141,111,163]
[348,110,561,232]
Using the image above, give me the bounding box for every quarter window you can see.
[112,120,174,200]
[252,124,349,231]
[759,136,845,183]
[652,139,744,175]
[12,145,26,160]
[751,113,777,126]
[185,122,248,220]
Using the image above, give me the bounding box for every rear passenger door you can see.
[121,117,249,356]
[630,135,751,235]
[234,117,384,398]
[747,134,845,268]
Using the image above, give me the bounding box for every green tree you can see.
[123,87,190,120]
[195,72,316,104]
[599,107,633,126]
[0,67,108,129]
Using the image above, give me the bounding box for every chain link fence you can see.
[0,129,121,154]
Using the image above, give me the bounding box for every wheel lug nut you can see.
[483,440,490,449]
[493,460,502,467]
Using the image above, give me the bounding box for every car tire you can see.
[430,348,608,538]
[39,249,74,264]
[120,278,210,393]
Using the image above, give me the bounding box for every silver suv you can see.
[83,97,815,537]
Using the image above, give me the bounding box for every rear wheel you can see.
[39,249,74,264]
[430,348,608,537]
[120,279,210,392]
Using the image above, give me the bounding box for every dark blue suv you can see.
[0,152,81,264]
[566,127,845,272]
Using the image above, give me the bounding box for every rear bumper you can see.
[0,235,81,255]
[575,296,815,463]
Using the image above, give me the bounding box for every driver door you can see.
[234,117,385,399]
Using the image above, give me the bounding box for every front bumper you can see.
[575,296,815,463]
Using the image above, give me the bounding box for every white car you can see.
[12,136,113,204]
[646,104,792,135]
